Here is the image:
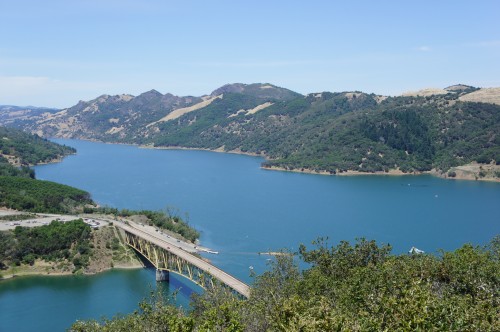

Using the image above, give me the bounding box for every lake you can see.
[1,139,499,331]
[0,269,199,332]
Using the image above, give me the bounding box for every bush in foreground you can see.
[70,236,500,331]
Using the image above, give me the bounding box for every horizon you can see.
[1,1,499,108]
[0,81,485,110]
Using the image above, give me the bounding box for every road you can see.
[115,221,250,298]
[93,215,208,254]
[0,210,208,254]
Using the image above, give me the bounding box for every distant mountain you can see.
[2,83,499,178]
[210,83,302,100]
[0,105,59,128]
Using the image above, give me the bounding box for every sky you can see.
[0,0,499,108]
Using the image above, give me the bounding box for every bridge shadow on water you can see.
[131,248,203,307]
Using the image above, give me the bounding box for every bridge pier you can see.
[156,269,169,282]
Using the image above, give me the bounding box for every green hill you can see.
[0,176,92,213]
[0,126,92,213]
[0,126,75,177]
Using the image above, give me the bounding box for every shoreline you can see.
[0,264,144,281]
[46,137,499,183]
[261,165,500,183]
[136,143,500,183]
[261,165,423,177]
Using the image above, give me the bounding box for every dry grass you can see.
[402,88,449,97]
[246,102,273,115]
[150,94,223,125]
[86,226,142,273]
[445,163,500,182]
[459,88,500,105]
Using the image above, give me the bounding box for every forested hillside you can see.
[2,83,499,177]
[0,126,92,213]
[0,126,75,177]
[0,176,92,213]
[0,126,75,164]
[151,87,500,175]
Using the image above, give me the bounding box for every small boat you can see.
[408,246,425,254]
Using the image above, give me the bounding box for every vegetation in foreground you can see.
[71,236,500,332]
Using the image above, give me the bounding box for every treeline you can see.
[85,207,200,242]
[0,176,93,213]
[71,236,500,331]
[0,220,92,270]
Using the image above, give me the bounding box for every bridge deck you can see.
[115,222,250,298]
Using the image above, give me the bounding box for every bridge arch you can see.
[121,227,250,298]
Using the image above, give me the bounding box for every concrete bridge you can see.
[115,222,250,299]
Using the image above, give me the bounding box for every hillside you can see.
[2,83,499,178]
[0,126,93,213]
[0,126,76,178]
[459,87,500,105]
[0,105,59,128]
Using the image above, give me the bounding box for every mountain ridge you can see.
[1,83,499,179]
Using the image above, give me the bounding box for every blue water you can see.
[1,139,499,331]
[0,269,198,332]
[33,140,499,277]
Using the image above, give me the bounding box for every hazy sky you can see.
[1,0,499,108]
